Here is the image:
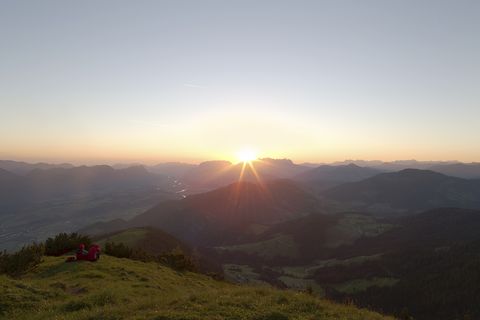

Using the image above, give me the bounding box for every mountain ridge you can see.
[322,169,480,214]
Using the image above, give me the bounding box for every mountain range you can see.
[0,159,74,175]
[3,158,480,319]
[322,169,480,214]
[0,165,169,211]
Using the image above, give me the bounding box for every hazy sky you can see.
[1,0,479,164]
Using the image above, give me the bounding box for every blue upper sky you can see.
[1,0,479,164]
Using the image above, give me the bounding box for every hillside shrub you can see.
[0,243,44,277]
[104,242,133,259]
[104,242,197,272]
[44,233,91,256]
[158,247,197,272]
[130,248,152,262]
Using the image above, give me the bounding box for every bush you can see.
[104,241,155,262]
[104,242,197,272]
[104,242,133,259]
[158,247,197,272]
[0,243,44,277]
[130,248,153,262]
[44,233,91,256]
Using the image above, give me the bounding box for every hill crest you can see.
[0,255,393,320]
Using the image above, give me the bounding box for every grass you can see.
[0,255,394,320]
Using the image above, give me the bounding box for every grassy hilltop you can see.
[0,255,393,320]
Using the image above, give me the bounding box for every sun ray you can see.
[238,161,247,181]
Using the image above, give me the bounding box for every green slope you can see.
[95,227,191,255]
[0,255,393,320]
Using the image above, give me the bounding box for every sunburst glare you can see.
[236,148,258,163]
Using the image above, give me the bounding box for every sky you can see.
[0,0,479,164]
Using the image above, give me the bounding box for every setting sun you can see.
[236,149,258,163]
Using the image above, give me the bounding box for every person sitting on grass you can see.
[77,243,88,256]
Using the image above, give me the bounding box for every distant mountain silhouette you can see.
[0,165,167,212]
[332,160,459,172]
[323,169,480,214]
[0,160,74,175]
[429,162,480,179]
[255,158,309,177]
[25,165,164,200]
[181,158,309,190]
[111,162,144,169]
[181,160,233,188]
[295,164,382,185]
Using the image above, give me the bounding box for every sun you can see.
[236,148,258,163]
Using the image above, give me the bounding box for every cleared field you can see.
[280,254,382,279]
[333,277,399,294]
[223,264,267,285]
[324,214,394,248]
[216,234,299,259]
[278,276,325,296]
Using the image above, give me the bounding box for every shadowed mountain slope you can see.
[0,169,27,210]
[95,227,191,255]
[0,165,168,211]
[86,180,319,247]
[333,208,480,259]
[296,164,382,183]
[322,169,480,214]
[295,164,383,192]
[429,162,480,179]
[306,208,480,320]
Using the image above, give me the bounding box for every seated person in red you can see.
[76,244,88,256]
[75,244,101,261]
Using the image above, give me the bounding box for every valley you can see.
[3,159,480,319]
